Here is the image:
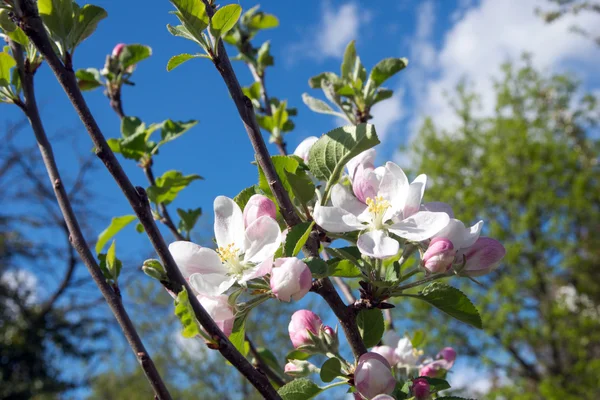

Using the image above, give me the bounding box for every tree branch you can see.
[15,5,280,399]
[8,38,173,400]
[246,333,286,387]
[200,1,367,359]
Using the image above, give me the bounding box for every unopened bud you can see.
[422,237,456,273]
[322,325,339,352]
[243,194,277,228]
[355,352,396,399]
[112,43,126,58]
[288,310,323,349]
[284,359,317,377]
[270,258,312,302]
[411,377,431,400]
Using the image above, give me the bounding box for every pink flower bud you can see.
[270,258,312,302]
[371,345,399,367]
[284,360,315,377]
[197,294,234,338]
[436,347,457,367]
[293,136,319,162]
[288,310,323,348]
[243,194,277,228]
[355,352,396,399]
[422,237,456,273]
[322,325,339,351]
[419,359,448,378]
[411,377,431,399]
[460,237,505,277]
[112,43,126,58]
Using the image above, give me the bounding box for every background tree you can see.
[406,57,600,399]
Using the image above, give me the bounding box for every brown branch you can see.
[15,5,280,399]
[8,38,173,400]
[200,1,367,359]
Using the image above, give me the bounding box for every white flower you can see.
[293,136,319,162]
[314,160,449,258]
[382,331,423,368]
[169,196,282,296]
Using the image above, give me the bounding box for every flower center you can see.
[365,195,391,229]
[216,243,245,275]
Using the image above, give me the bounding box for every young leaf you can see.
[301,93,345,118]
[68,4,107,50]
[319,358,342,383]
[286,350,311,361]
[278,378,322,400]
[0,52,16,87]
[308,71,339,89]
[369,58,408,87]
[307,124,380,183]
[174,288,203,338]
[341,40,357,79]
[166,24,199,43]
[75,68,103,91]
[95,215,137,254]
[412,282,483,329]
[233,185,261,210]
[356,309,385,348]
[177,207,202,233]
[157,119,198,148]
[421,377,451,392]
[304,257,329,278]
[7,28,30,47]
[169,0,210,42]
[326,259,362,278]
[119,44,152,70]
[284,221,314,257]
[146,170,203,205]
[246,10,279,30]
[210,4,242,39]
[105,240,121,280]
[167,53,204,71]
[258,155,304,203]
[229,313,249,356]
[38,0,74,42]
[284,169,315,206]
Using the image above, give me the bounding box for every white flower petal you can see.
[241,256,274,283]
[314,205,365,233]
[244,216,281,263]
[169,242,226,278]
[293,136,319,162]
[331,184,367,216]
[189,273,235,296]
[389,211,449,242]
[357,230,400,259]
[422,202,454,218]
[214,196,246,250]
[379,162,409,220]
[402,175,427,218]
[347,148,376,180]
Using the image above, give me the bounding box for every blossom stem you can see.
[15,5,280,399]
[393,272,452,293]
[320,380,350,391]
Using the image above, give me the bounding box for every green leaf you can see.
[327,259,362,278]
[284,169,315,206]
[210,4,242,39]
[177,207,202,233]
[0,52,16,87]
[247,12,279,30]
[75,68,103,91]
[284,221,314,257]
[7,28,29,47]
[307,123,380,183]
[97,253,122,282]
[257,40,274,70]
[278,378,322,400]
[169,0,209,42]
[147,170,202,205]
[157,119,198,148]
[301,93,345,118]
[167,53,204,71]
[411,329,426,348]
[369,57,408,87]
[372,88,394,105]
[304,257,329,278]
[258,155,304,203]
[95,215,137,254]
[105,240,121,280]
[38,0,73,42]
[229,313,249,357]
[412,282,483,329]
[166,24,199,43]
[341,40,357,79]
[135,222,144,233]
[308,72,339,89]
[286,350,311,361]
[356,309,385,348]
[256,347,283,382]
[121,116,146,137]
[119,44,152,70]
[233,185,261,211]
[422,377,451,392]
[0,9,17,32]
[319,358,342,383]
[174,288,203,338]
[68,4,107,50]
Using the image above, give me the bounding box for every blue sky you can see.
[3,0,600,396]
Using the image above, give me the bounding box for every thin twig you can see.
[15,5,280,398]
[8,38,173,400]
[246,333,287,387]
[200,0,367,359]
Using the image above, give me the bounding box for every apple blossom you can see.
[293,136,319,162]
[270,257,312,302]
[371,345,399,367]
[419,359,449,378]
[395,337,422,367]
[437,347,457,367]
[411,377,431,400]
[169,196,281,296]
[284,359,317,377]
[422,237,456,273]
[459,237,506,276]
[243,194,277,227]
[288,310,323,348]
[314,159,450,259]
[197,294,235,338]
[112,43,126,57]
[355,352,396,399]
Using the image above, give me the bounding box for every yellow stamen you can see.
[366,195,391,215]
[216,243,240,263]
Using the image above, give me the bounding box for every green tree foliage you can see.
[407,57,600,399]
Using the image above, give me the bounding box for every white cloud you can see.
[371,88,405,141]
[1,269,38,313]
[404,0,600,141]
